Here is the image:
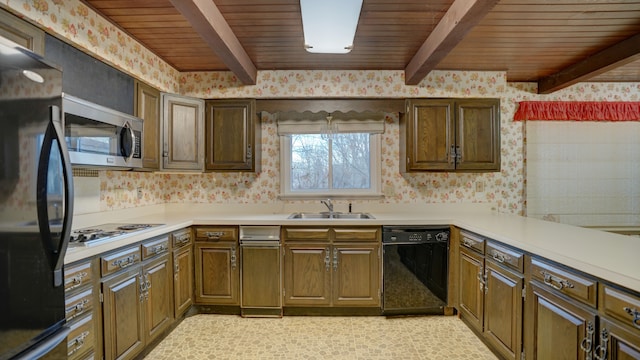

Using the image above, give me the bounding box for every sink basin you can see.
[287,212,375,219]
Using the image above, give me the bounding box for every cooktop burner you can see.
[69,223,163,246]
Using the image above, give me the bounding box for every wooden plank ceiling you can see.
[83,0,640,93]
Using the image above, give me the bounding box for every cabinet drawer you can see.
[65,261,93,293]
[101,247,141,276]
[334,227,380,242]
[530,258,597,308]
[486,241,524,273]
[67,314,94,360]
[600,284,640,333]
[459,231,485,254]
[195,226,237,241]
[65,288,93,321]
[141,236,170,260]
[282,227,331,242]
[172,228,192,248]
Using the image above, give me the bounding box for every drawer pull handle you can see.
[67,331,90,356]
[593,328,609,360]
[623,307,640,329]
[112,255,138,269]
[462,238,476,248]
[65,271,88,290]
[65,299,89,319]
[580,321,594,358]
[324,247,330,272]
[230,246,237,270]
[540,270,574,291]
[175,234,190,245]
[205,231,224,240]
[491,250,511,263]
[150,244,167,254]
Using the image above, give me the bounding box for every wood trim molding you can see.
[538,33,640,94]
[169,0,257,85]
[255,99,405,114]
[404,0,499,85]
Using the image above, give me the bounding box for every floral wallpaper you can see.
[4,0,640,217]
[1,1,179,92]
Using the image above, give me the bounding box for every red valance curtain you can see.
[514,101,640,121]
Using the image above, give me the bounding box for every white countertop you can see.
[64,203,640,293]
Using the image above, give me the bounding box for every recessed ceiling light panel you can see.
[300,0,363,54]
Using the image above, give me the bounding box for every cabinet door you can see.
[135,81,161,170]
[401,99,454,171]
[332,244,381,307]
[194,242,239,305]
[599,318,640,360]
[458,246,484,333]
[0,9,45,55]
[143,254,173,344]
[283,244,331,306]
[484,261,524,360]
[241,245,281,308]
[455,99,500,171]
[205,99,259,171]
[102,268,145,360]
[526,282,597,360]
[173,246,194,318]
[161,93,204,171]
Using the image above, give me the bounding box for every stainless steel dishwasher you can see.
[239,226,282,317]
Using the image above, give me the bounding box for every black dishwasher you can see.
[382,226,450,315]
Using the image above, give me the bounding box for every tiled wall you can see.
[527,121,640,226]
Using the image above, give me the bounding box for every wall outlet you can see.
[137,187,143,200]
[475,181,485,193]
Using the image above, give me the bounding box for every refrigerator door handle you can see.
[13,326,70,360]
[36,105,74,287]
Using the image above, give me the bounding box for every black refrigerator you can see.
[0,37,73,359]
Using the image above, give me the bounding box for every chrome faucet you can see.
[320,199,334,216]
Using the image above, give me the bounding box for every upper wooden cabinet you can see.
[400,98,500,172]
[204,99,261,172]
[134,81,161,170]
[0,9,45,55]
[161,93,205,171]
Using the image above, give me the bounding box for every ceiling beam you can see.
[404,0,499,85]
[538,33,640,94]
[169,0,257,85]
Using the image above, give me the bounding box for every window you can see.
[278,113,383,199]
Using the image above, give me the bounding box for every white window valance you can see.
[275,110,385,135]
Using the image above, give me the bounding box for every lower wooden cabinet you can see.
[143,255,173,344]
[282,226,381,308]
[483,261,524,360]
[458,245,484,332]
[194,241,239,305]
[101,242,172,360]
[64,259,101,360]
[173,244,194,317]
[457,231,525,360]
[525,282,597,360]
[283,243,332,306]
[332,244,380,307]
[172,228,194,318]
[101,266,145,360]
[598,318,640,360]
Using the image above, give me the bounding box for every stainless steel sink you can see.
[287,212,375,219]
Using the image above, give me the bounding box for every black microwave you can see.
[63,94,142,169]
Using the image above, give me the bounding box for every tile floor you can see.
[144,314,498,359]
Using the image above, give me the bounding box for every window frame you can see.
[279,133,382,199]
